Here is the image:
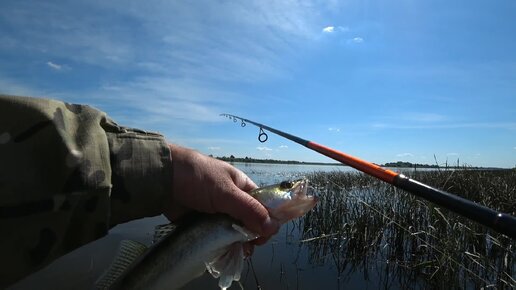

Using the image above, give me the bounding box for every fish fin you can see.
[153,223,176,243]
[205,242,245,290]
[95,240,148,289]
[231,224,259,241]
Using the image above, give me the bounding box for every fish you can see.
[95,179,317,290]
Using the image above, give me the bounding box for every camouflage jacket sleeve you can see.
[0,95,173,287]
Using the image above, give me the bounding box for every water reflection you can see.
[232,162,353,186]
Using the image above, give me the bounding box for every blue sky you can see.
[1,1,515,168]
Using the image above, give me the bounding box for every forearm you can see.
[107,121,173,226]
[0,95,172,287]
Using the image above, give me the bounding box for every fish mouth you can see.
[272,179,318,222]
[292,179,317,200]
[298,179,318,201]
[292,178,309,196]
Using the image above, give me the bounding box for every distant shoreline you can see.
[214,156,506,169]
[215,156,344,166]
[381,161,504,170]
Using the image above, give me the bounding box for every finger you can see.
[231,168,258,192]
[214,186,279,236]
[163,205,190,222]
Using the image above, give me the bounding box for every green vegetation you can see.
[299,168,515,289]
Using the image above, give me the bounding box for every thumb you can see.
[214,185,279,237]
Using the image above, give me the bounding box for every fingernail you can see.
[261,217,280,236]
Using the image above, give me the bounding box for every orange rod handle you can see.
[307,141,399,183]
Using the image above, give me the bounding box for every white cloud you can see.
[513,147,516,150]
[328,127,340,132]
[322,26,334,33]
[397,153,414,157]
[322,25,349,34]
[256,146,273,151]
[348,37,364,44]
[208,146,221,151]
[47,61,62,70]
[278,145,288,149]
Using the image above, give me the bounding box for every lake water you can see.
[232,162,355,185]
[9,163,406,290]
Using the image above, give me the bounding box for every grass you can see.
[298,168,515,289]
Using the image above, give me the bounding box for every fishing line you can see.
[247,257,262,290]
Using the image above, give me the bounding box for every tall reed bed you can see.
[300,168,515,289]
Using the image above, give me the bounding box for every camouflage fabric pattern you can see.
[0,95,173,288]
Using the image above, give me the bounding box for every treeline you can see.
[381,161,488,169]
[214,155,342,166]
[382,161,441,168]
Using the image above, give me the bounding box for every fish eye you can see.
[280,181,293,189]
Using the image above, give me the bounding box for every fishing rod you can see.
[221,113,516,239]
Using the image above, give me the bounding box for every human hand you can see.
[164,144,280,245]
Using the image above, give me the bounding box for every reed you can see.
[299,168,515,289]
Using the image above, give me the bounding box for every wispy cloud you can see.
[279,145,288,149]
[0,0,344,86]
[0,0,348,129]
[94,77,246,125]
[106,1,330,82]
[46,61,70,72]
[348,37,364,44]
[372,122,516,130]
[397,153,414,157]
[47,61,62,70]
[207,146,221,151]
[328,127,341,132]
[256,146,273,151]
[371,113,448,130]
[0,75,40,96]
[403,113,447,122]
[182,137,245,146]
[338,26,350,32]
